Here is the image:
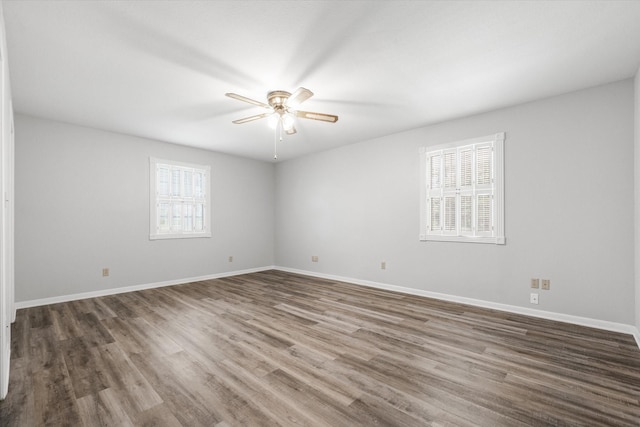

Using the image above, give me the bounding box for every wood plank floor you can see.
[2,270,640,426]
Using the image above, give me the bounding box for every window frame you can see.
[419,133,505,245]
[149,157,211,240]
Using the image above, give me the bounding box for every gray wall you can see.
[276,79,635,325]
[14,80,638,326]
[15,114,275,301]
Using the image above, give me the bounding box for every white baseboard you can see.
[14,266,275,309]
[275,266,640,349]
[13,265,640,351]
[1,348,8,400]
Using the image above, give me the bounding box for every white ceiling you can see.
[3,1,640,162]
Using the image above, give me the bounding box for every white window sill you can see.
[420,234,505,245]
[150,232,212,240]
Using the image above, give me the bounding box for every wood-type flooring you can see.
[2,270,640,426]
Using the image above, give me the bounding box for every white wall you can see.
[0,2,13,401]
[635,67,640,332]
[276,79,635,325]
[15,114,274,302]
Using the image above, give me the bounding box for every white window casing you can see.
[420,133,505,244]
[150,157,211,240]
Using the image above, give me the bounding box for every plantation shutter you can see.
[430,197,441,231]
[476,146,492,186]
[460,195,472,233]
[443,151,456,189]
[421,133,503,243]
[444,196,456,232]
[425,151,442,233]
[458,146,474,236]
[477,195,492,233]
[442,149,457,235]
[430,154,441,189]
[150,158,211,239]
[460,148,473,187]
[475,142,494,237]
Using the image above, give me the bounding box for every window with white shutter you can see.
[150,158,211,240]
[420,133,505,244]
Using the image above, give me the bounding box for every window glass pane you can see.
[183,204,194,232]
[183,171,193,197]
[477,147,492,185]
[460,149,472,187]
[171,169,181,196]
[158,203,170,231]
[430,155,441,189]
[158,166,170,196]
[195,204,204,231]
[460,195,472,232]
[444,152,456,188]
[172,203,182,230]
[444,196,456,231]
[430,197,440,230]
[477,195,492,232]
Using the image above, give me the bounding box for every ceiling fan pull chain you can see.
[273,125,278,160]
[273,118,286,160]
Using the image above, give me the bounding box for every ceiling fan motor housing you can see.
[268,90,291,115]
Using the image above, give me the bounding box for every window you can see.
[150,158,211,240]
[420,133,505,244]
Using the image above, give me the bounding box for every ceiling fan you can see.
[225,87,339,137]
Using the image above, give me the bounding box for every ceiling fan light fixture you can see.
[268,112,295,131]
[282,114,295,131]
[267,113,280,129]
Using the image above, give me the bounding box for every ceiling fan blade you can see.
[286,87,314,107]
[295,110,339,123]
[285,125,297,135]
[232,112,272,124]
[226,92,270,109]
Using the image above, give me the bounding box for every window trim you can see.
[419,133,505,245]
[149,157,212,240]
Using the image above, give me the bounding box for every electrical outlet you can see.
[381,261,386,270]
[102,268,109,277]
[228,256,233,262]
[542,279,550,290]
[311,256,319,262]
[530,293,539,304]
[531,278,539,289]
